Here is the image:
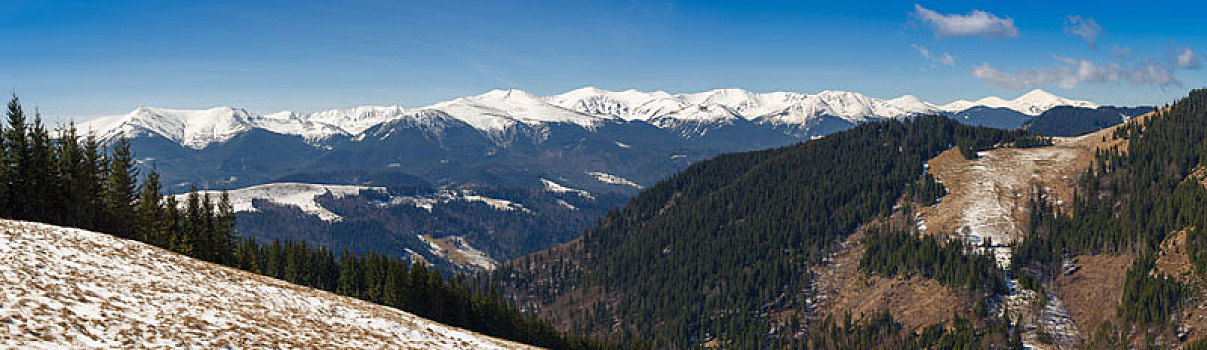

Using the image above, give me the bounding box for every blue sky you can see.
[2,0,1205,122]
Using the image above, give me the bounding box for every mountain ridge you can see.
[81,88,1098,149]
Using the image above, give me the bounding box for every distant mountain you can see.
[79,88,1109,273]
[80,87,1102,191]
[1024,105,1154,137]
[83,88,1097,150]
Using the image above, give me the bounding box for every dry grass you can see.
[811,228,970,332]
[1054,254,1132,338]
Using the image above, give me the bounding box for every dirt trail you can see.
[917,127,1124,349]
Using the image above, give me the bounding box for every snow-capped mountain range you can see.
[81,88,1096,149]
[67,88,1118,275]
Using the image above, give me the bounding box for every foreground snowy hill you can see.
[0,219,533,349]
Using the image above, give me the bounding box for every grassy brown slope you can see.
[810,213,973,333]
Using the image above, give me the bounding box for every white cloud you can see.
[1171,45,1202,70]
[1063,15,1103,48]
[911,4,1019,38]
[972,57,1179,90]
[972,63,1024,90]
[910,44,956,67]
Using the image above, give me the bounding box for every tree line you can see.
[0,95,612,350]
[860,228,1006,297]
[0,95,234,257]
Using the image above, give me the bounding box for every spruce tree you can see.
[184,189,203,258]
[0,103,7,219]
[337,249,361,297]
[78,134,106,228]
[199,192,217,262]
[26,111,55,222]
[5,95,29,219]
[215,190,236,264]
[135,169,166,246]
[103,137,138,237]
[54,123,85,227]
[235,237,259,273]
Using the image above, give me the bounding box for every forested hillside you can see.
[1024,105,1153,137]
[1013,89,1207,346]
[490,115,1044,347]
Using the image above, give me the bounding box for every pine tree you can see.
[78,134,106,228]
[0,101,8,219]
[26,111,56,223]
[135,168,166,247]
[184,189,203,258]
[199,192,218,262]
[5,95,29,219]
[215,190,236,265]
[235,237,259,273]
[103,137,138,237]
[337,249,361,297]
[54,123,86,227]
[166,193,191,256]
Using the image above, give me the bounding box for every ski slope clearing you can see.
[0,220,532,349]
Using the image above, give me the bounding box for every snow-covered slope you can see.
[0,219,532,349]
[304,105,410,135]
[177,183,533,222]
[173,183,380,222]
[81,88,1097,149]
[80,107,259,149]
[426,89,608,133]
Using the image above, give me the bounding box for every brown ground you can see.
[1157,228,1207,345]
[1054,254,1132,338]
[811,221,970,333]
[1155,230,1196,284]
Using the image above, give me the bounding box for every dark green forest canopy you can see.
[492,115,1037,347]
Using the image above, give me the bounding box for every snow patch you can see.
[586,171,643,189]
[417,234,498,271]
[173,183,377,222]
[541,178,594,200]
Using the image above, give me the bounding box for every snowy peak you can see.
[652,103,741,126]
[546,86,673,120]
[941,89,1097,116]
[81,106,257,149]
[1013,89,1097,114]
[885,95,940,115]
[427,89,608,132]
[304,105,409,135]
